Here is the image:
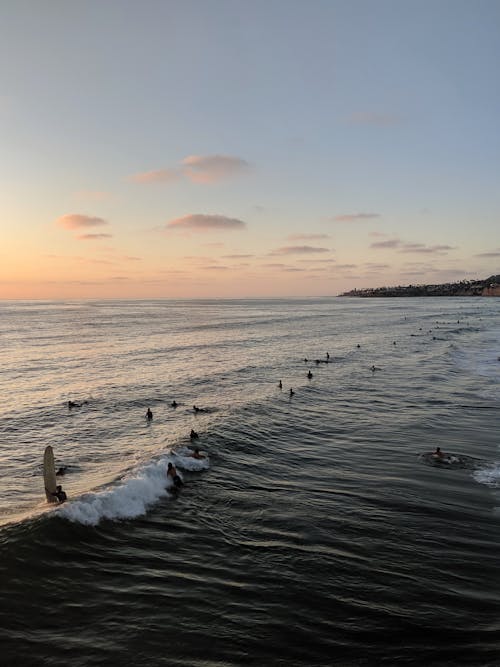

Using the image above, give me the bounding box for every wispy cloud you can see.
[271,246,330,255]
[131,154,249,186]
[56,214,109,230]
[475,250,500,257]
[222,254,254,259]
[348,111,400,126]
[130,168,181,184]
[370,238,454,254]
[399,243,455,254]
[287,233,330,240]
[182,155,249,183]
[365,263,391,270]
[333,213,380,222]
[371,238,401,249]
[77,233,113,240]
[166,214,246,232]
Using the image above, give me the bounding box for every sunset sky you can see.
[1,0,500,299]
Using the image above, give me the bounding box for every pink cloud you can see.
[56,214,108,230]
[77,233,113,240]
[181,155,249,183]
[130,168,181,184]
[333,213,380,222]
[222,254,254,259]
[287,233,330,240]
[272,246,330,255]
[166,214,246,232]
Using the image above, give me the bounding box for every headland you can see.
[339,275,500,298]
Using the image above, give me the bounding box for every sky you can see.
[1,0,500,299]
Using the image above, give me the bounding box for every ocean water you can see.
[0,297,499,666]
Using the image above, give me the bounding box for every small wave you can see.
[58,452,209,526]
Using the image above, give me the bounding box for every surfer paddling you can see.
[433,447,444,459]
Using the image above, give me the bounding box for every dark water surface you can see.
[1,298,499,665]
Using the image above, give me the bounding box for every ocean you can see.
[0,297,499,666]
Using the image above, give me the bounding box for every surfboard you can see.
[43,446,58,503]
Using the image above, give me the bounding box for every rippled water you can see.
[1,297,499,666]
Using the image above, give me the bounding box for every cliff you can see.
[339,275,500,298]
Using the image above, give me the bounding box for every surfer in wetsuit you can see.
[278,380,282,389]
[190,429,199,440]
[146,408,153,421]
[171,400,178,408]
[56,467,67,476]
[167,462,183,488]
[52,485,67,503]
[307,370,313,379]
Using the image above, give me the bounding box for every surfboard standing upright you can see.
[43,446,58,503]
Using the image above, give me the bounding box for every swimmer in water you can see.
[433,447,444,458]
[51,485,67,503]
[56,467,67,476]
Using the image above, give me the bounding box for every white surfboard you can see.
[43,446,58,503]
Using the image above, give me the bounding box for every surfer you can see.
[56,467,67,476]
[146,408,153,421]
[190,429,199,440]
[68,400,80,409]
[167,462,183,488]
[326,352,330,360]
[52,485,67,503]
[190,447,205,459]
[433,447,444,458]
[278,380,282,389]
[171,400,178,408]
[307,370,313,379]
[290,388,295,397]
[193,405,207,413]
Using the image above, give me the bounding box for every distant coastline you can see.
[339,275,500,298]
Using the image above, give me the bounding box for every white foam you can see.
[473,462,500,488]
[58,452,209,526]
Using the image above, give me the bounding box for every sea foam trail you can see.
[473,462,500,488]
[58,452,209,526]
